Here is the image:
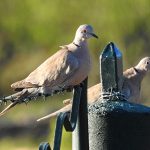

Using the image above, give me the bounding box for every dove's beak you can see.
[89,33,99,39]
[90,33,98,39]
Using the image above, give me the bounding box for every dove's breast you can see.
[67,46,92,86]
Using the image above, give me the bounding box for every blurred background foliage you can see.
[0,0,150,149]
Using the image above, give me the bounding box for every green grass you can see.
[0,137,37,150]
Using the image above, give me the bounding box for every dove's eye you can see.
[82,30,87,33]
[146,61,149,65]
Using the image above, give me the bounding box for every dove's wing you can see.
[87,83,101,104]
[122,67,141,102]
[11,49,79,90]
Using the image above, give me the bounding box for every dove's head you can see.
[136,57,150,72]
[74,24,98,43]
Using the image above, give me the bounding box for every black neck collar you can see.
[133,67,140,74]
[73,42,81,48]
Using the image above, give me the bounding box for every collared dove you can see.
[0,24,98,116]
[37,57,150,121]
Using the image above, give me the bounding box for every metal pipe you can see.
[72,78,89,150]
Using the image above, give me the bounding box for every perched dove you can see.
[0,24,98,116]
[37,57,150,121]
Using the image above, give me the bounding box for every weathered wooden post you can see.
[88,42,150,150]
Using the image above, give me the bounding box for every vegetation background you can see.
[0,0,150,149]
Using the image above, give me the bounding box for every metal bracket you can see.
[39,84,82,150]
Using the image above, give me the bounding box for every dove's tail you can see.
[37,104,72,122]
[0,88,41,116]
[2,87,46,103]
[0,101,19,117]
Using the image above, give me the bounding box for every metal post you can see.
[72,78,89,150]
[39,79,89,150]
[88,42,150,150]
[100,42,123,93]
[53,85,82,150]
